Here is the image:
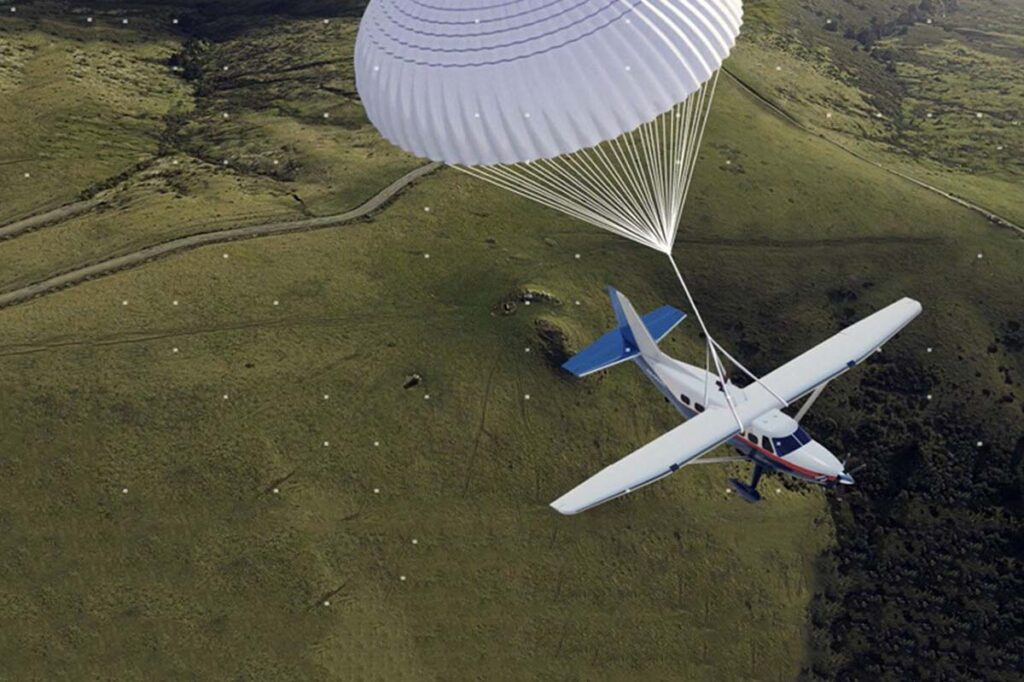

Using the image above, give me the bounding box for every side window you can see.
[761,435,774,453]
[695,403,705,413]
[680,394,691,405]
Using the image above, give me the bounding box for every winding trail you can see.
[0,162,441,310]
[722,68,1024,236]
[0,198,104,241]
[2,68,1020,313]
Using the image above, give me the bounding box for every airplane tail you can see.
[562,288,685,377]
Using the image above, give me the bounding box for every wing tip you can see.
[549,499,579,515]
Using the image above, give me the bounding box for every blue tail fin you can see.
[561,288,686,377]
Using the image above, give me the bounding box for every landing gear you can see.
[729,464,764,503]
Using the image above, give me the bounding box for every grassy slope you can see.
[0,11,418,290]
[0,8,190,223]
[0,5,1021,681]
[1,58,1022,676]
[730,0,1024,226]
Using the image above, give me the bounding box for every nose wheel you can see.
[729,464,764,503]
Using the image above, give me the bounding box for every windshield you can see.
[772,433,806,456]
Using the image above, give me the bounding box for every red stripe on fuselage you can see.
[732,433,836,482]
[674,399,835,481]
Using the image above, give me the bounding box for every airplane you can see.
[550,288,922,514]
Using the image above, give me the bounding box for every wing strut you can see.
[794,380,829,423]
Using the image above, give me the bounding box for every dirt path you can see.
[0,162,441,310]
[0,198,104,240]
[722,69,1024,237]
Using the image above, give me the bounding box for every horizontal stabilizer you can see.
[562,301,685,378]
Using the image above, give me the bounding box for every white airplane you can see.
[551,288,922,514]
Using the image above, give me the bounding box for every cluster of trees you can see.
[802,351,1023,681]
[841,0,960,48]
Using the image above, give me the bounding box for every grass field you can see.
[0,3,1021,680]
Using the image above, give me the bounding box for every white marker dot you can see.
[171,159,179,166]
[323,394,330,400]
[725,160,731,165]
[977,253,984,259]
[524,300,531,306]
[122,300,129,306]
[273,300,280,306]
[323,18,330,24]
[976,112,983,119]
[122,487,128,494]
[272,487,279,494]
[524,394,531,400]
[726,488,732,494]
[87,17,93,23]
[926,394,932,400]
[411,538,418,545]
[373,487,380,494]
[976,441,983,447]
[775,488,782,494]
[323,112,330,119]
[323,441,330,447]
[222,253,229,259]
[424,206,431,212]
[775,66,782,71]
[122,18,128,25]
[222,394,229,400]
[424,394,431,400]
[373,441,380,447]
[826,112,832,119]
[400,575,406,582]
[525,347,531,353]
[172,18,179,25]
[424,253,430,259]
[222,66,229,72]
[323,600,330,607]
[172,347,179,353]
[23,172,30,178]
[222,112,229,119]
[574,300,580,306]
[222,160,229,166]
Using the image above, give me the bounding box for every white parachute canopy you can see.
[354,0,743,254]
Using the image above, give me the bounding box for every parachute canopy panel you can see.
[355,0,744,166]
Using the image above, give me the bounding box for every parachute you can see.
[355,0,761,427]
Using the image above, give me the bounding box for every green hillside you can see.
[0,3,1020,681]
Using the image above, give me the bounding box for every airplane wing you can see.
[550,297,922,515]
[550,409,741,515]
[749,297,923,406]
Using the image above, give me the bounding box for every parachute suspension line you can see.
[709,338,790,408]
[453,75,721,253]
[667,252,745,431]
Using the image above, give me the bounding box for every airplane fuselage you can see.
[632,349,852,488]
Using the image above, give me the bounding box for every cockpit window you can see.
[793,427,812,445]
[772,435,804,456]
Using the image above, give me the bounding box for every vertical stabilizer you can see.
[610,288,662,362]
